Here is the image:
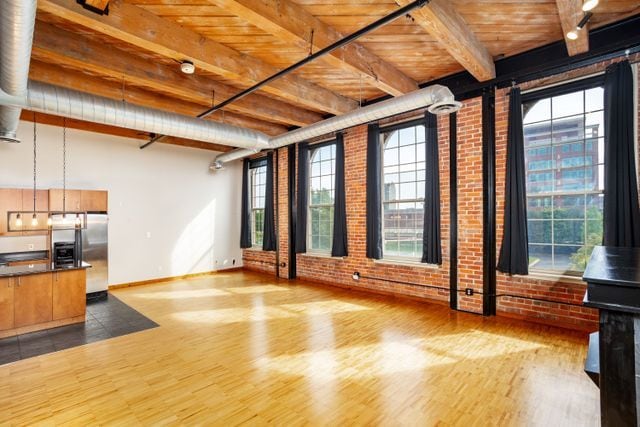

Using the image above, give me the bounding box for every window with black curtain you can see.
[520,76,606,274]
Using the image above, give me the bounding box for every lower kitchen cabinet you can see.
[53,269,86,320]
[14,273,53,328]
[0,278,14,331]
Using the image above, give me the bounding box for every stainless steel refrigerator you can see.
[51,213,109,294]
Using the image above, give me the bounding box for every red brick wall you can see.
[243,54,639,331]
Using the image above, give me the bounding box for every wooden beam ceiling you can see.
[395,0,495,82]
[82,0,110,12]
[31,21,322,128]
[28,60,288,137]
[207,0,418,97]
[37,0,358,115]
[556,0,589,56]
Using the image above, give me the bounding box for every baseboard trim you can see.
[109,267,243,290]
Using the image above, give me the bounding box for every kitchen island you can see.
[0,262,91,338]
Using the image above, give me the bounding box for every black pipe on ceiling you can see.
[141,0,430,149]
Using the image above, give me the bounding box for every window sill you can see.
[374,258,440,269]
[299,252,345,260]
[511,270,585,285]
[244,246,264,252]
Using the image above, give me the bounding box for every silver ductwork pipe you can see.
[0,81,271,150]
[212,84,462,167]
[0,0,37,143]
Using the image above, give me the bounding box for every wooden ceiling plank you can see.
[37,0,357,115]
[28,60,288,137]
[207,0,419,96]
[555,0,589,56]
[32,21,321,127]
[395,0,495,81]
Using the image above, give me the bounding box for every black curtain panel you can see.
[295,143,310,253]
[497,87,529,275]
[332,133,348,257]
[603,60,640,247]
[366,123,383,259]
[262,152,277,251]
[240,158,252,249]
[422,112,442,264]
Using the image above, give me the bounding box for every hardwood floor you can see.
[0,270,598,425]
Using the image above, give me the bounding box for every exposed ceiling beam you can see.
[37,0,358,115]
[21,111,231,152]
[556,0,589,56]
[28,61,288,137]
[395,0,495,81]
[82,0,110,12]
[31,21,322,128]
[207,0,418,97]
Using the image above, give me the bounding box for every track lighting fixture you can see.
[566,12,593,41]
[582,0,599,12]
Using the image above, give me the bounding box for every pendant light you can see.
[31,114,38,227]
[62,119,68,224]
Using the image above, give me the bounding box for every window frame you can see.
[521,76,605,275]
[249,158,267,249]
[307,140,337,254]
[379,118,427,262]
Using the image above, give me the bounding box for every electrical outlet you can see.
[27,244,34,250]
[465,288,474,296]
[146,231,151,239]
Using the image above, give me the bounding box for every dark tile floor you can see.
[0,295,158,366]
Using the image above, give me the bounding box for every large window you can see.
[308,143,336,252]
[523,84,604,273]
[250,164,266,247]
[381,121,426,260]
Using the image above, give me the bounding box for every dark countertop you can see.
[583,246,640,287]
[583,246,640,313]
[0,262,91,278]
[0,250,49,265]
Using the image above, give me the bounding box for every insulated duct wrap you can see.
[0,0,36,143]
[2,81,270,150]
[213,84,461,165]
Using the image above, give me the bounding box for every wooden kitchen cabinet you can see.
[0,188,23,235]
[21,189,49,235]
[14,273,53,328]
[0,278,14,331]
[53,269,86,320]
[49,189,81,212]
[80,190,108,212]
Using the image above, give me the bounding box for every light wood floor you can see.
[0,270,599,426]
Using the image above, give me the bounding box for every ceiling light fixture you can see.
[566,12,593,40]
[582,0,599,12]
[180,60,195,75]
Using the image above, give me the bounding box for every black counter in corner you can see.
[582,245,640,427]
[0,261,91,278]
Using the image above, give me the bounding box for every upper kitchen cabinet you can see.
[0,188,23,235]
[49,189,81,212]
[80,190,108,212]
[21,189,49,235]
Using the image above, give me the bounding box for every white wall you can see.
[0,120,243,285]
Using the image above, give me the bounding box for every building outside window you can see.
[250,164,266,247]
[523,85,604,273]
[308,143,336,253]
[381,121,426,260]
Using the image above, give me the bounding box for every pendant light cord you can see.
[33,113,37,213]
[63,118,67,214]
